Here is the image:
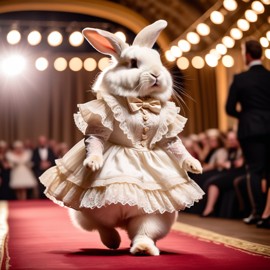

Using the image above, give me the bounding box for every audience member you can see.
[201,130,245,217]
[6,141,37,200]
[226,40,270,224]
[0,141,14,200]
[32,135,56,199]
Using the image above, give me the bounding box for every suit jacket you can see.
[226,65,270,139]
[32,147,56,177]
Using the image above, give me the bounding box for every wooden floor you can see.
[177,212,270,246]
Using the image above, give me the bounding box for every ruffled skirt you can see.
[40,140,204,214]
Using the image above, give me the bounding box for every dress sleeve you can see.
[73,99,114,138]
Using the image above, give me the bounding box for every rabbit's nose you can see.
[150,72,160,78]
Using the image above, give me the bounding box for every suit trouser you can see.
[240,135,270,215]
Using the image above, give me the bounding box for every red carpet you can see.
[6,200,270,269]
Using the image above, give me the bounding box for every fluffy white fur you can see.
[69,20,198,256]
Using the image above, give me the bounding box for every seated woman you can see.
[201,130,245,217]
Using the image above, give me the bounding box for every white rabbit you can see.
[40,20,204,256]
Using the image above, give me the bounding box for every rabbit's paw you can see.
[99,228,121,250]
[130,236,159,256]
[83,155,103,171]
[183,157,202,174]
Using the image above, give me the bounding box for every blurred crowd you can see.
[0,136,69,201]
[181,128,267,219]
[0,130,268,221]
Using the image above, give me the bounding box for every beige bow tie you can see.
[127,97,162,114]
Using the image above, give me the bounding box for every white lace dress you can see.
[7,151,37,189]
[40,93,204,213]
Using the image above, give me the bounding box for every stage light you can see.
[54,57,67,71]
[7,30,21,45]
[210,49,221,60]
[196,23,210,36]
[1,54,26,76]
[27,30,42,46]
[261,0,270,4]
[222,55,234,68]
[170,45,182,58]
[216,44,227,55]
[165,50,176,62]
[266,31,270,41]
[69,31,84,47]
[98,57,110,71]
[47,31,63,47]
[245,10,258,22]
[230,28,243,40]
[114,31,126,43]
[205,54,218,67]
[84,58,97,71]
[191,56,204,69]
[210,11,224,24]
[237,19,250,31]
[265,49,270,59]
[260,37,269,48]
[35,57,48,71]
[176,57,189,70]
[222,36,235,48]
[69,57,83,71]
[178,39,191,52]
[186,32,200,44]
[223,0,237,11]
[251,1,265,14]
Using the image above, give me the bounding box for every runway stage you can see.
[1,200,269,269]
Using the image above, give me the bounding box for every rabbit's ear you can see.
[133,20,167,48]
[83,28,128,57]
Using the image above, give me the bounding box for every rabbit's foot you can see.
[99,227,121,250]
[130,236,159,256]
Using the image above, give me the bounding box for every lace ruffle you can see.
[150,102,187,148]
[74,99,114,134]
[40,166,204,214]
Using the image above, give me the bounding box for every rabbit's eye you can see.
[130,58,138,69]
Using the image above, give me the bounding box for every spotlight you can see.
[205,54,218,67]
[7,30,21,45]
[98,57,110,71]
[196,23,210,36]
[222,36,235,48]
[1,54,26,76]
[54,57,67,71]
[176,57,189,70]
[216,44,227,55]
[47,31,63,47]
[84,58,97,71]
[165,50,176,62]
[237,19,250,31]
[114,31,126,43]
[230,28,243,40]
[69,31,84,47]
[222,55,234,68]
[223,0,237,11]
[35,57,49,71]
[177,39,191,52]
[69,57,83,71]
[251,1,265,14]
[170,45,182,58]
[245,10,258,22]
[27,30,42,46]
[210,11,224,24]
[186,32,200,44]
[191,56,205,69]
[260,37,269,48]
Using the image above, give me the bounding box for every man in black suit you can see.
[32,135,56,199]
[226,40,270,225]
